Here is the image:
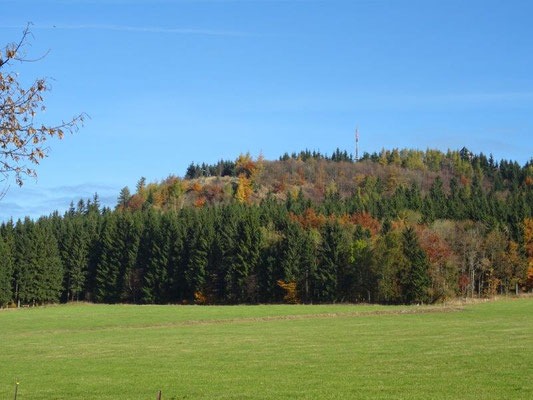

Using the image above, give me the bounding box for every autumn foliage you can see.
[235,174,253,203]
[0,25,84,188]
[525,219,533,290]
[277,281,299,304]
[290,208,327,229]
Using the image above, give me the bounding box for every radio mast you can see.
[355,126,360,162]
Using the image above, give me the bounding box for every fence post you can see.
[156,390,162,400]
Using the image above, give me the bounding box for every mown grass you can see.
[0,299,531,399]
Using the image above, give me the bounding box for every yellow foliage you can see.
[235,173,253,203]
[236,152,256,178]
[277,280,299,304]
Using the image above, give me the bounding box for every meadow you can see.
[0,298,532,399]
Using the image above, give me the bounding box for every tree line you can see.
[0,187,531,307]
[1,147,533,306]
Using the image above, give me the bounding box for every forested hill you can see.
[118,147,533,236]
[1,147,533,307]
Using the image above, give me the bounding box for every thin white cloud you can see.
[0,23,247,36]
[0,0,326,3]
[0,182,121,221]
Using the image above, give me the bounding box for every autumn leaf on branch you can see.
[0,23,86,195]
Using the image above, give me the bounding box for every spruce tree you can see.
[60,218,90,301]
[213,207,238,302]
[94,214,121,303]
[231,211,261,302]
[401,227,431,304]
[14,219,37,304]
[116,211,142,302]
[117,186,132,210]
[36,222,64,303]
[429,176,448,219]
[315,222,347,302]
[278,222,304,283]
[299,230,318,303]
[140,210,169,303]
[167,210,188,302]
[184,214,210,301]
[0,235,13,306]
[16,221,64,304]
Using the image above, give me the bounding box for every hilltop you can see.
[116,147,532,229]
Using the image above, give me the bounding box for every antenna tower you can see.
[355,126,359,162]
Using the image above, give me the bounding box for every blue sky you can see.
[1,0,532,220]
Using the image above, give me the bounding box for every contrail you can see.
[0,23,247,37]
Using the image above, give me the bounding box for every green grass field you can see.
[1,299,532,399]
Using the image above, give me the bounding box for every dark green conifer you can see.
[401,227,431,304]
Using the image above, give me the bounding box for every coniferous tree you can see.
[214,207,238,302]
[401,227,431,304]
[114,211,142,302]
[184,214,210,301]
[62,218,89,301]
[94,214,121,303]
[429,177,447,219]
[224,210,261,302]
[140,211,169,303]
[117,186,132,210]
[257,223,282,302]
[0,234,13,306]
[168,210,189,302]
[315,222,347,302]
[18,221,64,304]
[299,230,318,303]
[278,222,304,283]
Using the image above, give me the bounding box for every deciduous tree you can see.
[0,25,84,193]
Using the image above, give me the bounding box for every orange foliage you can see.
[297,167,306,186]
[204,184,223,202]
[337,214,353,226]
[525,176,533,186]
[194,291,208,305]
[289,208,327,229]
[460,176,470,186]
[127,194,144,211]
[314,182,325,197]
[351,212,380,236]
[274,174,288,193]
[390,219,408,231]
[193,196,207,208]
[458,274,470,295]
[416,227,452,265]
[191,182,203,193]
[277,281,299,304]
[290,210,380,235]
